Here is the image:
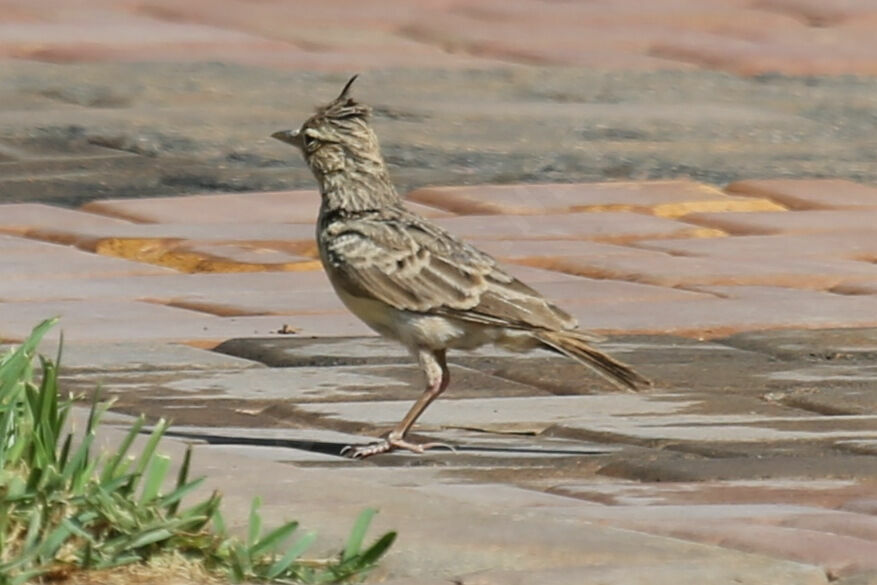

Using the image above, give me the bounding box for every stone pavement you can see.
[3,0,877,583]
[3,181,877,585]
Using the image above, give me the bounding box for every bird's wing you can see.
[323,212,580,332]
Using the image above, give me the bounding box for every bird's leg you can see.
[344,349,455,458]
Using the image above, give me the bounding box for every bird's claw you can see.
[341,437,456,459]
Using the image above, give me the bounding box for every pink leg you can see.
[344,348,454,458]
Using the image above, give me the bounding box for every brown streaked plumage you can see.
[272,76,650,458]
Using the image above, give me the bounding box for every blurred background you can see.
[1,0,876,207]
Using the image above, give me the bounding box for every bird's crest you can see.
[313,74,370,123]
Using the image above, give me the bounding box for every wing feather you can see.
[322,211,579,331]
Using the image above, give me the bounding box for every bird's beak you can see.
[271,129,302,147]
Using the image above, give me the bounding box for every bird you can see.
[271,75,650,458]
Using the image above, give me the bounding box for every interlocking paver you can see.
[0,299,370,343]
[0,202,133,235]
[408,180,783,216]
[0,243,175,280]
[683,209,877,236]
[726,179,877,211]
[635,232,877,262]
[540,253,877,290]
[436,212,723,243]
[567,287,877,337]
[82,190,452,224]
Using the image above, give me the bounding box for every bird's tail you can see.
[535,330,651,391]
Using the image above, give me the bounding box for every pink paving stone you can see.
[527,279,710,306]
[600,516,877,577]
[26,222,316,252]
[551,479,874,509]
[171,242,319,269]
[0,203,133,236]
[0,243,174,281]
[725,179,877,211]
[475,239,671,265]
[434,213,722,244]
[398,3,778,70]
[634,232,877,262]
[779,512,877,543]
[537,253,877,290]
[0,270,335,303]
[0,299,371,344]
[831,282,877,295]
[568,286,877,337]
[0,0,502,71]
[406,180,781,216]
[82,191,452,225]
[754,0,877,25]
[499,264,591,284]
[650,28,877,76]
[682,209,877,236]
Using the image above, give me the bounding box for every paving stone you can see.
[598,453,877,482]
[499,263,587,283]
[634,232,877,262]
[650,27,877,76]
[0,270,336,308]
[434,212,723,244]
[567,287,877,338]
[726,179,877,211]
[25,221,315,252]
[0,202,133,235]
[559,506,877,577]
[406,180,783,216]
[764,386,877,416]
[169,242,319,270]
[90,415,828,584]
[296,394,877,446]
[519,279,711,306]
[535,253,877,290]
[0,299,370,343]
[431,561,828,585]
[475,239,659,263]
[0,233,59,251]
[683,209,877,236]
[213,336,411,367]
[295,394,689,436]
[548,478,871,508]
[42,341,261,373]
[0,241,174,280]
[719,327,877,361]
[82,363,548,403]
[82,190,453,224]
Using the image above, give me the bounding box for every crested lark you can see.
[272,76,650,458]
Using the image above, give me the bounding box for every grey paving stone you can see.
[70,363,548,403]
[162,423,831,583]
[440,560,828,585]
[719,328,877,362]
[768,385,877,416]
[212,335,554,367]
[297,394,877,441]
[213,336,412,366]
[40,341,262,373]
[598,453,877,482]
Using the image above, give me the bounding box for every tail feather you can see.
[535,330,651,391]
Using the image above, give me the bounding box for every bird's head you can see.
[271,75,378,175]
[271,75,399,210]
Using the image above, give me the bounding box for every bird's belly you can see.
[332,284,500,350]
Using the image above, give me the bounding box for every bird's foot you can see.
[341,436,456,459]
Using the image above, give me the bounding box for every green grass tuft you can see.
[0,318,395,584]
